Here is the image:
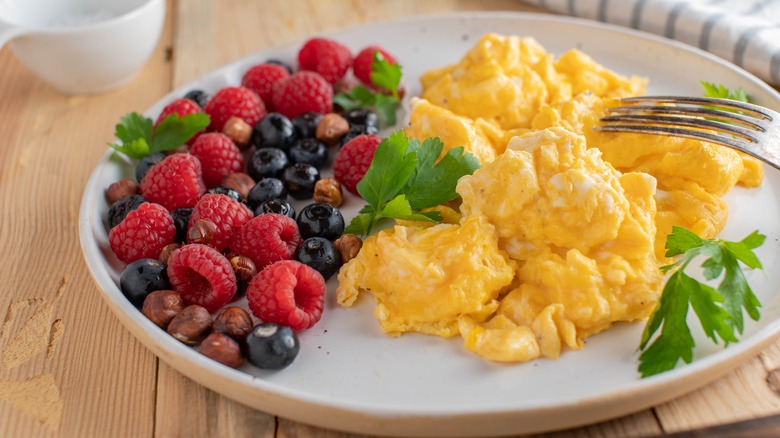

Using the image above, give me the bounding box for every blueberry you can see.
[296,202,344,240]
[208,186,243,203]
[291,112,323,139]
[136,152,166,182]
[183,89,210,108]
[108,194,147,229]
[289,138,328,168]
[247,147,290,181]
[252,113,298,153]
[341,124,379,147]
[281,163,320,200]
[343,108,379,130]
[170,207,193,244]
[247,177,287,209]
[120,258,171,308]
[255,198,296,218]
[294,237,341,280]
[265,58,293,74]
[246,322,299,369]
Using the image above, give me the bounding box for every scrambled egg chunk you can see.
[337,215,516,338]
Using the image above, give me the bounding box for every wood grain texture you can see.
[1,0,780,437]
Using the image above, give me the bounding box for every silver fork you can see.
[598,96,780,170]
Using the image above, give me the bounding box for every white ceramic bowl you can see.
[0,0,165,94]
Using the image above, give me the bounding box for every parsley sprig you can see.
[701,81,748,102]
[334,51,403,127]
[110,111,210,159]
[345,131,480,237]
[638,226,765,378]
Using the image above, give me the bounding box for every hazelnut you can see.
[105,178,139,204]
[167,305,212,346]
[313,178,343,207]
[213,306,253,342]
[315,113,349,145]
[229,255,257,283]
[142,290,184,329]
[199,332,244,368]
[221,172,255,200]
[187,219,217,245]
[222,116,253,149]
[333,233,363,264]
[158,243,181,265]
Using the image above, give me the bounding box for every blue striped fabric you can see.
[522,0,780,87]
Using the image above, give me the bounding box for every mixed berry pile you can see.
[103,37,399,370]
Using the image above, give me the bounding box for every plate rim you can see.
[79,10,780,437]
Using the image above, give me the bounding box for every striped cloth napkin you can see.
[521,0,780,87]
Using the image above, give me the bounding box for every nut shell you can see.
[333,233,363,264]
[222,116,253,148]
[315,113,349,145]
[105,178,139,204]
[213,306,253,342]
[167,304,212,345]
[142,290,184,329]
[221,172,256,200]
[200,332,245,368]
[313,178,343,207]
[187,219,218,245]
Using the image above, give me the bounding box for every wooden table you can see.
[2,0,780,436]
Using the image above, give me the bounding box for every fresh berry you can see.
[107,194,147,229]
[140,153,206,211]
[296,202,344,240]
[266,58,293,74]
[208,186,243,203]
[289,138,327,168]
[282,163,320,200]
[230,213,302,270]
[109,202,176,263]
[292,112,322,138]
[297,37,353,84]
[188,193,253,251]
[343,107,379,130]
[246,322,300,369]
[241,63,290,109]
[166,244,237,313]
[184,89,210,108]
[247,177,287,209]
[170,207,192,244]
[204,86,266,132]
[247,147,289,181]
[294,237,341,280]
[156,98,203,125]
[255,198,296,219]
[352,45,398,89]
[246,260,325,331]
[119,258,171,308]
[251,113,298,152]
[272,71,333,119]
[136,152,166,182]
[332,134,381,195]
[189,132,244,188]
[340,123,379,147]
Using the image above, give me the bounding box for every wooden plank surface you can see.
[0,0,779,437]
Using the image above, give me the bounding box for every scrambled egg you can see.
[337,33,764,363]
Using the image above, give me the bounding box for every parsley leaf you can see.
[334,50,403,127]
[344,131,480,237]
[701,81,749,102]
[109,111,210,159]
[638,226,765,378]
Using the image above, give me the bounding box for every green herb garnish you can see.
[638,226,765,378]
[344,131,480,237]
[109,111,210,159]
[334,51,403,127]
[701,81,749,103]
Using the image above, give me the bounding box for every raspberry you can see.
[109,202,175,264]
[140,153,206,211]
[271,71,333,119]
[204,86,266,132]
[332,134,382,195]
[188,193,253,251]
[156,98,205,146]
[189,133,244,188]
[167,244,237,313]
[231,213,302,270]
[352,45,398,88]
[246,260,325,331]
[297,37,353,84]
[241,63,290,110]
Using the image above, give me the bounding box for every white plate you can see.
[79,11,780,437]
